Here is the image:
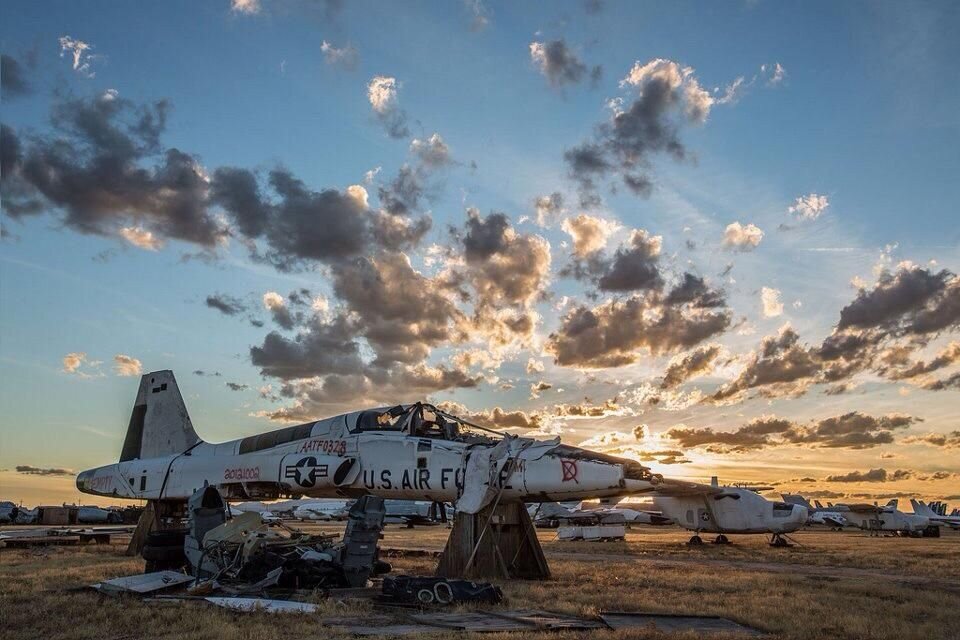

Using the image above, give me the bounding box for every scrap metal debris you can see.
[180,487,390,591]
[92,571,194,595]
[203,597,320,614]
[381,575,503,605]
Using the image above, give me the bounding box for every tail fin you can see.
[885,499,898,510]
[911,499,935,517]
[814,500,825,510]
[781,494,813,510]
[119,370,202,461]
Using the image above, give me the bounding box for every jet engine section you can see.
[517,453,627,501]
[280,454,361,495]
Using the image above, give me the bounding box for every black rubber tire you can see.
[142,544,187,562]
[145,528,188,547]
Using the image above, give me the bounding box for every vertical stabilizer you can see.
[119,370,202,461]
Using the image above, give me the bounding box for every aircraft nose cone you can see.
[794,505,809,524]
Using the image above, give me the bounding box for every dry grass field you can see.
[1,524,958,640]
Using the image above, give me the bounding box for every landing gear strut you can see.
[688,534,704,545]
[713,534,730,544]
[769,533,792,547]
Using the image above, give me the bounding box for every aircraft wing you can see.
[838,503,889,514]
[644,479,726,498]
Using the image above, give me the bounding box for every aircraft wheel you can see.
[769,534,791,547]
[688,535,703,546]
[714,534,730,544]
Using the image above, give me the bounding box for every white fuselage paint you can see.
[77,409,655,505]
[652,489,808,535]
[842,510,929,533]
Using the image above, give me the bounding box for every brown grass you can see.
[1,525,958,640]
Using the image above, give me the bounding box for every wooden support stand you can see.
[125,500,185,556]
[436,502,550,580]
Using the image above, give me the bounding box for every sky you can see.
[1,0,959,507]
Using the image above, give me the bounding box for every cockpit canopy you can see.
[355,402,485,442]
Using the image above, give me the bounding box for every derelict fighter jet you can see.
[77,371,666,516]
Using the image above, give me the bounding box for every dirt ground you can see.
[1,524,958,640]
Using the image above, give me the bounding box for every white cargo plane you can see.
[835,501,930,536]
[647,479,808,546]
[77,371,669,516]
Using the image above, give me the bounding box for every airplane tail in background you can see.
[885,499,898,510]
[781,494,813,511]
[911,499,936,517]
[119,370,203,461]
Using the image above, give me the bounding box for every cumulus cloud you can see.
[837,266,960,337]
[16,465,74,476]
[62,352,103,378]
[1,53,31,97]
[723,222,763,251]
[661,343,721,389]
[546,292,731,368]
[526,357,545,374]
[529,39,600,89]
[409,133,453,168]
[367,75,409,138]
[453,209,551,348]
[665,411,917,453]
[257,363,481,422]
[533,192,564,227]
[529,380,553,399]
[885,341,960,380]
[3,94,224,246]
[119,226,163,251]
[592,229,664,292]
[113,354,142,377]
[561,214,619,257]
[62,352,86,374]
[331,251,467,365]
[825,468,912,483]
[263,291,295,330]
[212,167,430,270]
[903,431,960,449]
[321,40,358,70]
[59,36,99,78]
[230,0,261,14]
[761,287,784,317]
[710,325,823,402]
[206,293,247,316]
[437,401,544,431]
[709,266,960,402]
[788,193,829,220]
[565,58,714,204]
[226,382,249,391]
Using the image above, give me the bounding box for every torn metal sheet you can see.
[94,571,194,595]
[409,611,533,632]
[600,612,766,636]
[492,609,607,630]
[455,437,512,514]
[204,596,320,613]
